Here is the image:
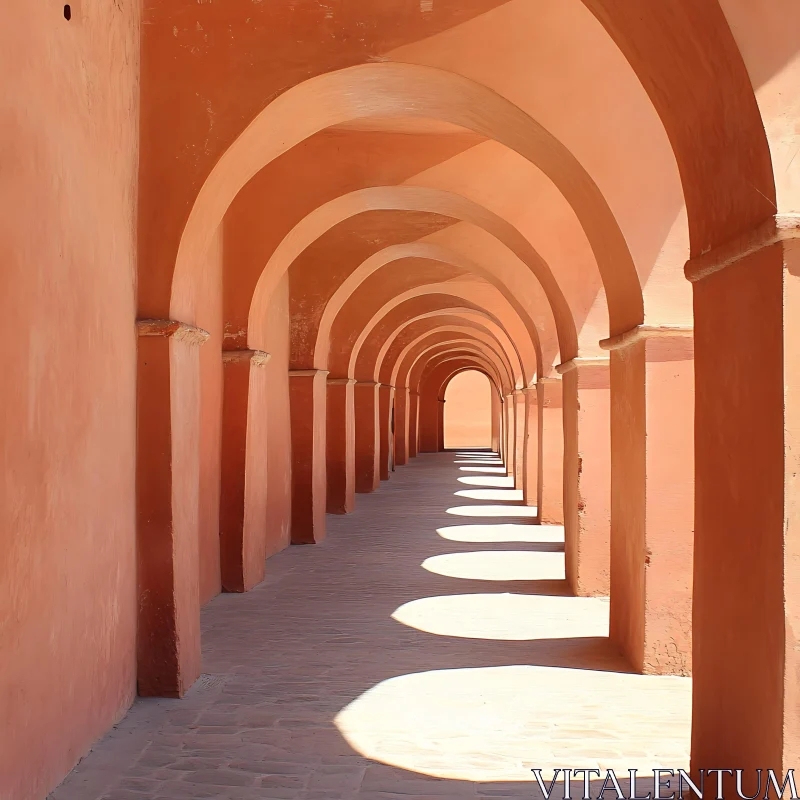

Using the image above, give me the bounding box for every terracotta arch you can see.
[338,291,525,382]
[438,365,503,403]
[382,321,525,388]
[327,289,519,379]
[412,347,512,397]
[338,280,538,386]
[308,236,549,371]
[258,187,567,357]
[401,337,517,397]
[371,310,528,389]
[169,63,643,343]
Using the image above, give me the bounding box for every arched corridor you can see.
[3,1,800,798]
[52,452,689,800]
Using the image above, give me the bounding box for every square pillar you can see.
[687,218,799,775]
[395,385,411,466]
[379,384,394,480]
[491,389,502,455]
[289,369,328,544]
[354,381,380,492]
[522,387,538,507]
[408,390,420,458]
[513,390,526,490]
[219,349,272,593]
[537,378,564,525]
[437,397,446,451]
[326,378,355,514]
[418,388,440,452]
[136,319,207,697]
[504,393,515,477]
[559,357,611,597]
[602,328,693,675]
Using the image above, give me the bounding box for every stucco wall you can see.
[0,2,141,798]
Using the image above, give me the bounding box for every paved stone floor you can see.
[51,452,691,800]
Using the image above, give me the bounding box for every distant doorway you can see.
[444,371,492,449]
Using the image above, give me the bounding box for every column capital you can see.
[327,377,356,386]
[355,380,380,387]
[599,324,692,351]
[289,369,329,378]
[222,349,271,367]
[537,375,562,385]
[685,213,800,283]
[136,318,210,346]
[555,355,610,374]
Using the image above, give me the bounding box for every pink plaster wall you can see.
[0,2,140,797]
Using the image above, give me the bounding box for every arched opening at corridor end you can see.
[443,370,493,450]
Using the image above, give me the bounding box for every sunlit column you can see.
[601,327,693,676]
[289,369,328,543]
[326,377,355,514]
[491,389,502,455]
[354,380,380,492]
[504,393,515,477]
[219,349,272,592]
[558,357,610,597]
[513,390,526,491]
[379,384,394,479]
[537,377,564,525]
[522,386,538,507]
[394,385,411,466]
[687,217,798,773]
[408,390,420,458]
[136,319,208,697]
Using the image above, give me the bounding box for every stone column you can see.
[437,397,446,451]
[394,385,411,466]
[601,327,693,676]
[219,349,272,593]
[354,381,380,492]
[537,377,564,525]
[504,393,515,477]
[522,387,538,507]
[687,217,799,775]
[408,390,420,458]
[558,357,611,597]
[491,390,502,455]
[379,384,394,480]
[136,319,208,697]
[289,369,328,544]
[513,390,526,490]
[326,378,355,514]
[418,387,439,453]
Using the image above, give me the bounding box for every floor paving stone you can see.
[50,452,690,800]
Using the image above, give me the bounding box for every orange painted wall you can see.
[0,2,140,798]
[443,371,492,448]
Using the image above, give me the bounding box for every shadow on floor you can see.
[50,451,690,800]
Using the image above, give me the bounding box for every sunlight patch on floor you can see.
[446,504,539,518]
[437,523,564,544]
[454,488,524,502]
[422,551,564,581]
[457,475,515,488]
[335,665,691,782]
[459,466,508,474]
[392,593,609,640]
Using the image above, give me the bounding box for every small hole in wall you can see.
[64,4,72,20]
